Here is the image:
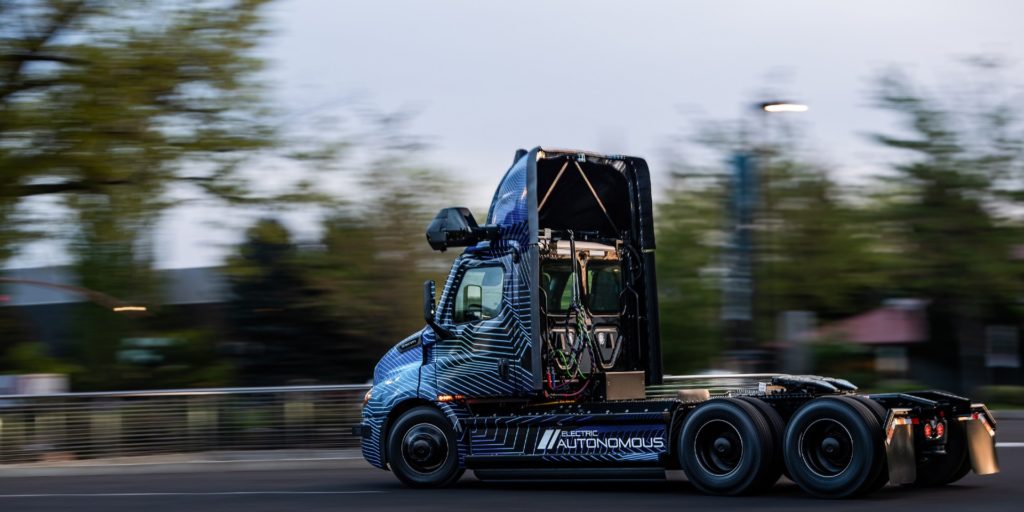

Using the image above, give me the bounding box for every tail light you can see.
[920,418,947,440]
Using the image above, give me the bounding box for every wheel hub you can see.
[402,424,448,473]
[822,437,840,455]
[714,437,734,455]
[694,419,744,476]
[800,418,854,478]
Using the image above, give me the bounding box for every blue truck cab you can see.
[358,147,999,497]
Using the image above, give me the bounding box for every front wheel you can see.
[387,406,464,488]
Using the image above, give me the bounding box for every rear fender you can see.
[883,407,916,485]
[963,403,999,476]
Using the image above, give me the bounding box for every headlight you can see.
[362,388,372,407]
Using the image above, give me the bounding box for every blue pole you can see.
[723,151,757,350]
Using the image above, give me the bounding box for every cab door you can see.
[430,256,525,397]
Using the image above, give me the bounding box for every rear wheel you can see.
[783,397,885,498]
[387,406,464,488]
[735,396,785,491]
[842,395,890,494]
[678,398,775,495]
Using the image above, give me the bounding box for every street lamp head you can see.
[760,101,809,113]
[113,305,147,313]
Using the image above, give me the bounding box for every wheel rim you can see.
[799,418,854,478]
[693,419,743,476]
[402,423,449,474]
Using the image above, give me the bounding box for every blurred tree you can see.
[223,219,364,385]
[871,61,1024,390]
[0,0,276,240]
[659,118,888,372]
[220,114,458,384]
[2,340,77,374]
[655,170,726,373]
[755,155,888,334]
[0,0,285,388]
[303,117,458,367]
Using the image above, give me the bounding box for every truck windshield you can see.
[543,263,621,315]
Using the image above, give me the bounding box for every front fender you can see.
[361,341,424,469]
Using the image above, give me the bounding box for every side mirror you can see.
[463,284,483,321]
[426,207,499,252]
[423,280,452,339]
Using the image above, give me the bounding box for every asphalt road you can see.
[2,421,1021,512]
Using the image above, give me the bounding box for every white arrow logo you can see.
[536,429,561,451]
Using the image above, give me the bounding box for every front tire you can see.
[387,406,464,488]
[679,398,775,495]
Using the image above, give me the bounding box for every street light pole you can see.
[722,101,808,371]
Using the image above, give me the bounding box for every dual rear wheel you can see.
[680,395,888,498]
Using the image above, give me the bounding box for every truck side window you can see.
[543,264,574,313]
[587,264,622,314]
[453,266,504,324]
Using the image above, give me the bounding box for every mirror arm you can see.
[426,316,453,340]
[423,280,453,339]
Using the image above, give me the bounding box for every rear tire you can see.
[735,396,785,491]
[783,397,885,498]
[842,395,890,494]
[678,398,775,495]
[387,406,464,488]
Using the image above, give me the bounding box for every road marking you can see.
[48,456,365,467]
[997,442,1024,448]
[0,491,384,498]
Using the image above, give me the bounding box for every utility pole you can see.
[721,101,808,371]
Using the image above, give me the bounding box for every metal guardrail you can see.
[0,375,777,465]
[0,385,370,465]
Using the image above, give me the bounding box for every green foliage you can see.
[868,63,1024,385]
[0,0,310,390]
[655,173,725,373]
[978,385,1024,409]
[2,341,77,375]
[294,127,459,369]
[0,0,275,193]
[753,156,888,341]
[808,338,876,389]
[223,218,369,385]
[871,68,1024,307]
[111,330,234,389]
[221,128,459,384]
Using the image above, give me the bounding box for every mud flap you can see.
[883,408,916,485]
[964,404,999,476]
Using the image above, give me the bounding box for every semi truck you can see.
[356,147,999,498]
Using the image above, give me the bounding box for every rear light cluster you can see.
[922,418,946,440]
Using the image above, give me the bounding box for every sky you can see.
[262,0,1024,182]
[16,0,1024,269]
